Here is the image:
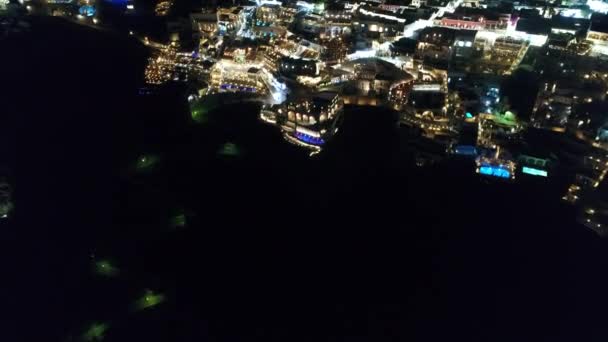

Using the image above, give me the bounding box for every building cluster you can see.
[35,0,606,233]
[144,41,179,85]
[155,0,174,17]
[263,91,344,150]
[19,0,136,23]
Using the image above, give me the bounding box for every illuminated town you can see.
[19,0,604,230]
[3,0,608,340]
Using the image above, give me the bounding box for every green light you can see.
[218,143,240,157]
[191,107,208,123]
[135,290,165,310]
[135,154,160,171]
[82,322,108,342]
[314,1,325,14]
[170,213,186,228]
[190,97,219,123]
[93,260,119,277]
[522,166,548,177]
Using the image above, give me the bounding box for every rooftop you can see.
[590,13,608,34]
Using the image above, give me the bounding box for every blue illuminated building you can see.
[79,5,96,17]
[276,92,343,150]
[453,145,477,156]
[295,132,325,145]
[522,166,548,177]
[479,164,511,179]
[220,84,256,92]
[517,153,554,179]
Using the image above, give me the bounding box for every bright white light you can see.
[296,0,314,9]
[403,19,432,38]
[412,84,441,91]
[592,44,608,56]
[296,126,321,137]
[346,49,376,60]
[588,0,608,13]
[359,8,406,23]
[257,0,282,5]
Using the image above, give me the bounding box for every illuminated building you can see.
[324,9,352,37]
[322,37,348,64]
[416,27,457,70]
[252,25,287,39]
[144,43,178,85]
[255,4,279,26]
[261,47,282,73]
[401,82,454,138]
[550,15,589,35]
[297,13,324,34]
[211,64,267,94]
[279,57,320,78]
[533,77,607,128]
[564,153,608,205]
[475,149,517,180]
[318,68,355,88]
[477,112,523,148]
[450,30,477,71]
[277,5,298,25]
[476,158,516,180]
[221,41,258,63]
[477,36,528,75]
[435,7,510,31]
[217,7,246,35]
[373,73,394,95]
[79,4,96,17]
[352,5,406,38]
[391,37,417,59]
[546,33,575,51]
[155,0,173,16]
[191,12,218,39]
[587,13,608,47]
[260,104,278,124]
[276,92,343,149]
[517,152,557,178]
[450,144,478,157]
[348,59,414,96]
[579,202,608,236]
[401,109,453,138]
[388,78,415,107]
[515,15,551,41]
